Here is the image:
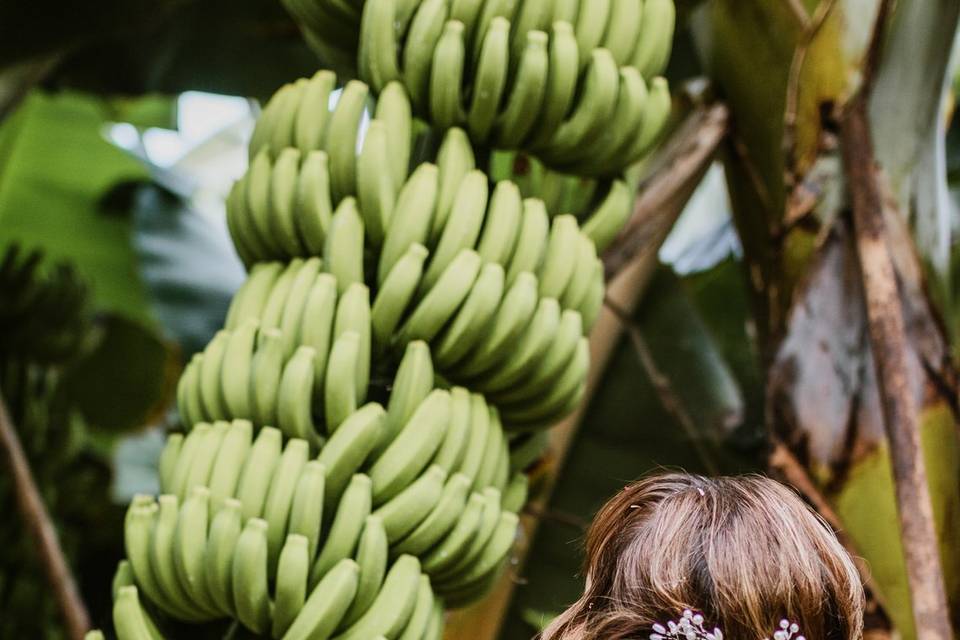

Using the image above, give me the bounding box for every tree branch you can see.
[840,95,953,640]
[605,298,721,475]
[0,386,90,640]
[603,103,729,280]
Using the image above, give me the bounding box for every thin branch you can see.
[602,103,729,280]
[605,298,721,475]
[784,0,811,27]
[841,94,953,640]
[0,54,60,123]
[769,441,890,615]
[0,386,90,640]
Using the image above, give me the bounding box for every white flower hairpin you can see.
[650,610,805,640]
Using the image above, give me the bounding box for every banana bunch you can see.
[119,486,444,639]
[0,244,91,365]
[178,257,373,441]
[229,71,412,264]
[92,0,681,627]
[378,247,594,431]
[115,391,523,635]
[344,0,673,175]
[171,338,524,548]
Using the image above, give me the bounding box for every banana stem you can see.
[0,385,91,640]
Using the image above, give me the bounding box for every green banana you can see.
[226,262,283,329]
[371,243,429,353]
[397,574,435,640]
[573,0,611,70]
[369,389,451,504]
[297,151,334,254]
[324,198,366,294]
[433,487,501,581]
[374,82,413,191]
[508,429,550,473]
[432,262,506,369]
[505,198,550,285]
[471,407,505,491]
[183,422,227,501]
[262,438,310,567]
[282,558,359,640]
[205,498,243,615]
[157,433,183,494]
[403,0,449,111]
[173,487,218,612]
[559,236,599,312]
[633,0,676,78]
[300,272,338,401]
[467,17,510,142]
[495,29,549,147]
[221,319,259,420]
[260,259,303,331]
[341,515,388,627]
[392,472,471,556]
[431,386,472,472]
[430,20,467,131]
[199,330,229,420]
[356,120,395,247]
[205,420,253,512]
[333,282,372,404]
[420,169,488,291]
[455,392,492,482]
[394,249,482,345]
[581,179,632,252]
[288,460,327,559]
[326,81,369,203]
[312,473,372,583]
[324,330,361,432]
[278,257,323,357]
[541,49,620,163]
[359,0,401,91]
[602,0,644,64]
[373,464,447,541]
[273,534,310,639]
[251,328,285,427]
[378,163,439,284]
[375,340,434,457]
[236,426,283,520]
[420,490,486,575]
[269,147,307,257]
[479,296,561,392]
[454,271,538,377]
[502,471,530,512]
[317,402,385,514]
[537,214,580,299]
[433,127,476,240]
[294,71,337,155]
[331,554,421,640]
[475,180,522,266]
[112,586,161,640]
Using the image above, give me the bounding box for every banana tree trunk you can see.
[690,1,960,637]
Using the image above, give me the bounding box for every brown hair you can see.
[540,473,864,640]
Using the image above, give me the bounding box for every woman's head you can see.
[541,473,865,640]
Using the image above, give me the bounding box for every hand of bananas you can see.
[282,0,674,176]
[95,0,674,637]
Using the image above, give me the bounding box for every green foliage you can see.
[0,91,152,322]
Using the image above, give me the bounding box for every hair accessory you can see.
[650,610,723,640]
[650,611,805,640]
